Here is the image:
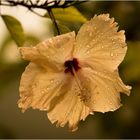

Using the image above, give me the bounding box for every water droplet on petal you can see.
[94,71,98,74]
[55,81,59,85]
[86,51,90,54]
[90,112,94,115]
[110,108,115,111]
[86,45,90,48]
[101,32,103,35]
[110,52,114,57]
[47,55,50,58]
[109,102,113,105]
[89,32,92,37]
[71,126,78,132]
[122,45,126,48]
[86,28,90,32]
[61,47,65,51]
[50,79,54,83]
[41,90,45,94]
[83,118,86,121]
[46,87,50,90]
[32,83,37,88]
[48,39,53,43]
[42,42,47,47]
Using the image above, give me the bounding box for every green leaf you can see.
[1,15,25,47]
[45,6,87,23]
[120,41,140,82]
[53,22,71,36]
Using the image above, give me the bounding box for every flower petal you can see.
[18,62,90,131]
[20,31,75,72]
[74,14,127,71]
[47,78,90,132]
[18,62,68,112]
[78,67,131,113]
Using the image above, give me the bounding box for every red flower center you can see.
[64,58,81,75]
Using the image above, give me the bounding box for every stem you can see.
[30,8,45,17]
[47,8,60,35]
[71,66,82,91]
[0,0,87,10]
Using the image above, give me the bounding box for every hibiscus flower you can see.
[18,14,131,131]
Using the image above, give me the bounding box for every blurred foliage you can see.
[52,22,71,35]
[0,33,40,94]
[0,1,140,139]
[45,6,87,23]
[121,41,140,83]
[45,6,87,35]
[1,15,25,47]
[0,123,15,138]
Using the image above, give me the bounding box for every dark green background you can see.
[0,1,140,138]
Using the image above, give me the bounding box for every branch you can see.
[0,0,87,10]
[47,8,60,35]
[0,0,87,35]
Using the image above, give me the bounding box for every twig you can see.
[47,8,60,35]
[30,8,45,17]
[0,0,87,35]
[1,0,87,10]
